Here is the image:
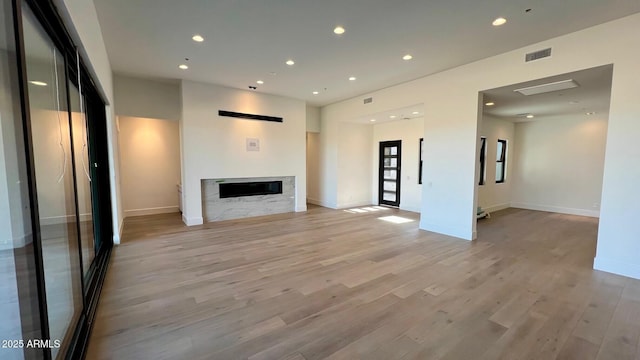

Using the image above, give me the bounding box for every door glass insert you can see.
[379,140,402,207]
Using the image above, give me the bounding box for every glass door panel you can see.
[379,140,402,207]
[69,83,96,279]
[22,5,83,358]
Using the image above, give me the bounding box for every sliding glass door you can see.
[4,0,115,358]
[69,82,96,280]
[21,6,84,358]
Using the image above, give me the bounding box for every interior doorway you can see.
[379,140,402,207]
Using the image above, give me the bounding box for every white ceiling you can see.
[351,104,425,125]
[93,0,640,107]
[482,64,613,122]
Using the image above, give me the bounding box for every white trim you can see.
[0,233,33,250]
[419,221,473,241]
[307,198,334,208]
[337,201,373,209]
[39,213,92,226]
[594,256,640,280]
[182,214,203,226]
[510,202,599,218]
[124,206,180,217]
[483,203,510,213]
[113,219,124,245]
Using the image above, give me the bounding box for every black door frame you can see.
[379,140,402,207]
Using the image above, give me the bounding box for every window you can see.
[479,137,486,185]
[418,138,424,184]
[496,139,507,183]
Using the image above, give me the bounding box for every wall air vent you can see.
[525,48,552,62]
[218,110,283,123]
[364,97,373,104]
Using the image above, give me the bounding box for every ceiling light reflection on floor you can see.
[378,215,414,224]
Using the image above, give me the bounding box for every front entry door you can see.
[379,140,402,207]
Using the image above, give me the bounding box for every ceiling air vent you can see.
[363,97,373,104]
[525,48,552,62]
[514,79,579,96]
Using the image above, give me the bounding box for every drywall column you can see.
[180,80,307,225]
[595,60,640,279]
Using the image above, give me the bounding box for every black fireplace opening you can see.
[219,181,283,198]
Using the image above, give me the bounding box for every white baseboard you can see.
[182,214,203,226]
[337,201,373,210]
[307,198,336,209]
[419,220,473,241]
[125,206,180,218]
[306,198,322,205]
[113,219,124,245]
[0,233,33,250]
[483,203,510,213]
[40,213,92,226]
[510,202,599,218]
[594,256,640,280]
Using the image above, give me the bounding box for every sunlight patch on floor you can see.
[343,206,391,214]
[378,215,414,224]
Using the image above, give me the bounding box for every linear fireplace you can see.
[201,176,295,222]
[219,181,283,198]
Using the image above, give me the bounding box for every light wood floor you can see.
[86,206,640,360]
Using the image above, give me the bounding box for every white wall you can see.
[56,0,123,243]
[306,105,320,133]
[114,75,181,121]
[372,118,424,212]
[318,108,338,208]
[320,13,640,279]
[180,81,307,225]
[337,122,373,208]
[477,115,514,213]
[306,132,320,204]
[511,115,607,217]
[119,116,181,217]
[306,105,321,205]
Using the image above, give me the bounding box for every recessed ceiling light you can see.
[402,54,413,61]
[586,111,596,115]
[349,76,356,81]
[370,119,376,122]
[178,64,189,70]
[312,91,319,95]
[412,111,420,115]
[256,80,264,84]
[389,115,397,119]
[492,17,507,26]
[333,26,345,35]
[485,102,495,106]
[286,59,295,66]
[192,34,204,42]
[29,81,47,86]
[526,114,535,118]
